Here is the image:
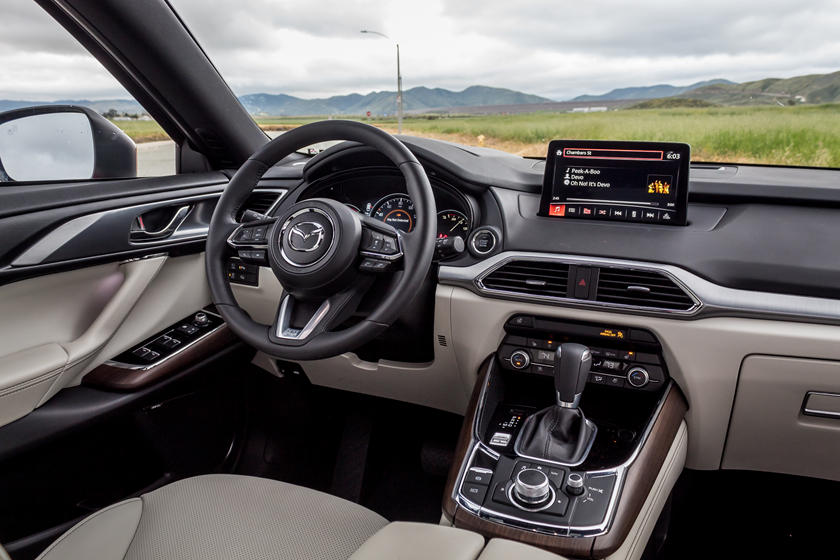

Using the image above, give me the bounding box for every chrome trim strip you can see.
[104,309,224,372]
[12,213,103,266]
[453,379,674,537]
[12,188,286,268]
[274,295,331,340]
[802,391,840,419]
[439,251,840,324]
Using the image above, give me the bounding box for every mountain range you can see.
[679,71,840,105]
[2,70,838,117]
[571,79,735,102]
[0,86,551,117]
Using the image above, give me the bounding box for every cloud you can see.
[0,0,838,102]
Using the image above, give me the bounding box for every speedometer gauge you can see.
[436,210,470,241]
[371,195,416,233]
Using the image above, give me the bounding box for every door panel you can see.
[0,256,166,426]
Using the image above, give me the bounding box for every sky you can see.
[1,0,839,102]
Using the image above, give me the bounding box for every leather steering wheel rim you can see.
[205,120,436,360]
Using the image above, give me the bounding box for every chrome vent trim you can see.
[595,268,695,311]
[474,256,701,316]
[482,260,569,298]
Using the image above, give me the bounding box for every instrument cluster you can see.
[298,170,475,248]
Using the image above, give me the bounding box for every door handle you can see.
[130,205,191,242]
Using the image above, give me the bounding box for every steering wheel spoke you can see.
[270,278,375,345]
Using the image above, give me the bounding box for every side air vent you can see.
[595,268,695,311]
[482,261,569,298]
[237,190,284,219]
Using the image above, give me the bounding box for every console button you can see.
[594,206,610,219]
[507,315,534,328]
[466,468,493,486]
[461,483,488,505]
[546,466,565,488]
[532,364,553,376]
[492,481,512,505]
[570,474,616,527]
[642,209,660,223]
[535,349,555,363]
[660,211,675,223]
[580,206,594,218]
[545,492,570,516]
[627,208,643,222]
[609,207,627,221]
[565,205,581,217]
[573,267,592,299]
[590,373,608,385]
[606,375,625,388]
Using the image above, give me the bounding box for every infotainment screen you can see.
[539,140,690,226]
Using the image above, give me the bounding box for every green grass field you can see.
[113,103,840,167]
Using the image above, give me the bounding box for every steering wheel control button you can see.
[565,473,585,496]
[627,366,650,388]
[509,349,531,370]
[359,258,390,273]
[512,468,551,505]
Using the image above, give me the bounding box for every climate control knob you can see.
[626,366,650,388]
[513,468,551,505]
[509,350,531,370]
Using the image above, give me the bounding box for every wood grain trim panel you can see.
[444,369,688,558]
[442,356,492,522]
[82,325,238,391]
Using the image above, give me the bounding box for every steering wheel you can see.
[205,120,436,360]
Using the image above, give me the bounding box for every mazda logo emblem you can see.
[288,221,325,252]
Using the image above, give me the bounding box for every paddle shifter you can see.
[515,343,597,465]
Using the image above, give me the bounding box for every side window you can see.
[0,0,176,182]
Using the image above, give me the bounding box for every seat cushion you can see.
[37,474,388,560]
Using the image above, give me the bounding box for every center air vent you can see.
[237,190,284,219]
[482,261,569,298]
[595,268,695,311]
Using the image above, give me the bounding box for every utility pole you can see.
[361,29,403,133]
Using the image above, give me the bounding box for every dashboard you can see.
[297,168,476,250]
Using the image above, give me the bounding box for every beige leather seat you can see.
[34,474,388,560]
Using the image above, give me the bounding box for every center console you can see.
[443,315,687,558]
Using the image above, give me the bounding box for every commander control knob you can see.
[513,469,551,505]
[193,312,210,327]
[565,472,585,496]
[626,366,650,388]
[509,350,531,370]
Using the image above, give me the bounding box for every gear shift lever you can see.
[555,343,591,408]
[515,343,597,465]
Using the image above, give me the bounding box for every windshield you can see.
[181,2,838,167]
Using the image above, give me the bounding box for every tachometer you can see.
[436,210,470,241]
[371,195,416,233]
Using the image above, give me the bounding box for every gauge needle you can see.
[450,220,463,232]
